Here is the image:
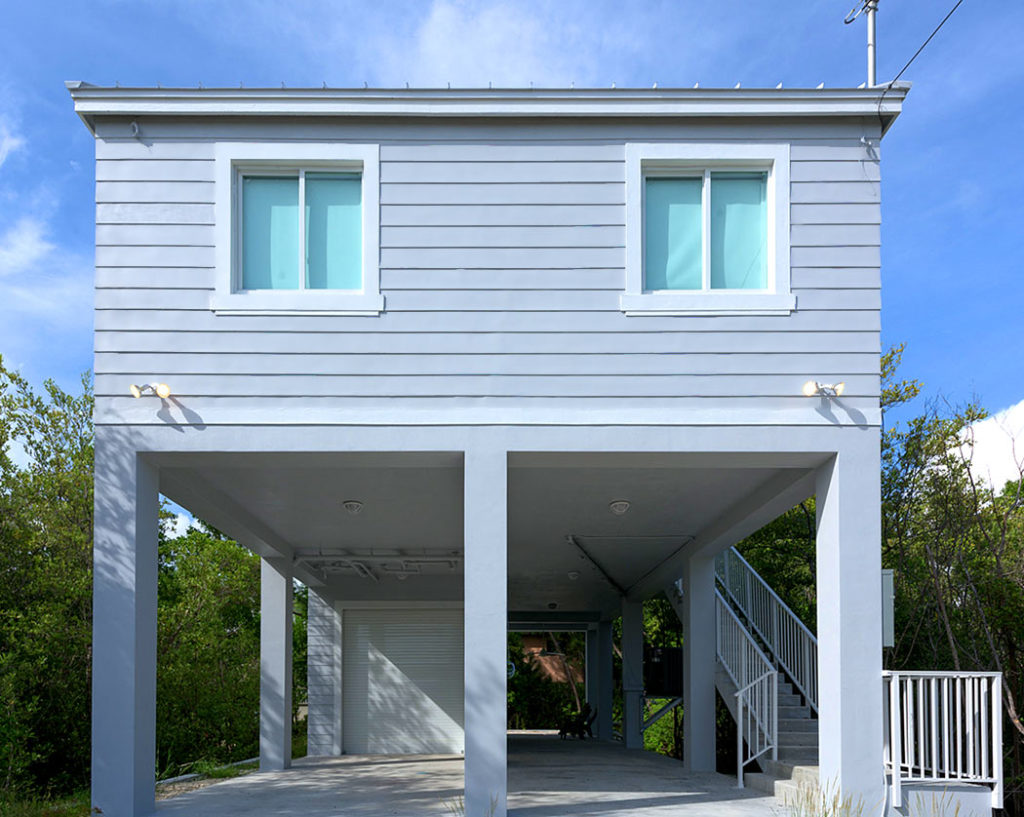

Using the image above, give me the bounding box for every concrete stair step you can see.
[761,760,820,787]
[777,747,819,764]
[743,771,777,795]
[778,730,818,747]
[745,762,821,808]
[778,718,818,733]
[779,705,811,719]
[777,693,803,706]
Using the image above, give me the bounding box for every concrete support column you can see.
[596,619,614,740]
[92,436,158,817]
[816,432,884,804]
[260,557,293,771]
[464,449,508,817]
[621,598,644,750]
[682,553,717,772]
[306,590,342,756]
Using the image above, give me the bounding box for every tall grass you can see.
[0,791,90,817]
[783,779,965,817]
[783,781,867,817]
[442,794,498,817]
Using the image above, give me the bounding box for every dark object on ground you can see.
[558,703,596,740]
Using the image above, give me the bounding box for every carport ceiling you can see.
[158,452,815,614]
[507,464,781,613]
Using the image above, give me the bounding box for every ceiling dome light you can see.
[609,499,631,516]
[342,500,364,516]
[567,571,581,581]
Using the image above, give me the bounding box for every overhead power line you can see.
[890,0,966,86]
[877,0,967,123]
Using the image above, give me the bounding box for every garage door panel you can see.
[343,609,464,754]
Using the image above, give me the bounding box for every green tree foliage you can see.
[506,632,585,729]
[738,345,1024,811]
[155,521,262,776]
[878,351,1024,808]
[0,360,308,797]
[641,595,684,759]
[0,360,93,795]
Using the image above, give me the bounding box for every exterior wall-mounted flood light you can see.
[129,382,171,399]
[802,380,845,398]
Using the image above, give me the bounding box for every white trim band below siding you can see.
[93,406,882,427]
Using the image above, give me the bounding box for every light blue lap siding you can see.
[644,177,702,291]
[91,122,883,426]
[710,172,767,290]
[305,173,362,290]
[241,177,299,290]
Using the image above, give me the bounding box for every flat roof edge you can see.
[66,83,909,137]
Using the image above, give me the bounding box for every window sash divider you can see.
[297,169,307,292]
[702,169,712,292]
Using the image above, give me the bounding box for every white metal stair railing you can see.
[715,547,818,714]
[884,671,1004,810]
[716,590,778,786]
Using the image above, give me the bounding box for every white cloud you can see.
[0,215,93,371]
[169,0,659,89]
[0,122,24,169]
[0,216,91,322]
[164,513,202,539]
[391,1,604,87]
[0,217,53,278]
[966,399,1024,494]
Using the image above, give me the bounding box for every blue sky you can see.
[0,0,1022,472]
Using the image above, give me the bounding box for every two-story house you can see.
[70,82,1001,817]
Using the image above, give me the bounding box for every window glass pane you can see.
[710,172,767,290]
[644,177,702,291]
[305,173,362,290]
[241,177,299,290]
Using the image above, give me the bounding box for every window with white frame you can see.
[213,143,382,315]
[621,143,795,316]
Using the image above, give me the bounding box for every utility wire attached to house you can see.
[875,0,967,122]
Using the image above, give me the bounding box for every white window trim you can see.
[621,142,795,316]
[213,142,383,316]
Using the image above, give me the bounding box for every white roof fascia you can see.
[66,81,909,137]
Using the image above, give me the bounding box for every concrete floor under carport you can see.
[156,733,778,817]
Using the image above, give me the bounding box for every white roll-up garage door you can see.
[342,608,464,754]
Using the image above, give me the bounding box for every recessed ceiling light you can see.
[609,499,631,516]
[547,602,558,610]
[567,571,581,580]
[342,500,364,516]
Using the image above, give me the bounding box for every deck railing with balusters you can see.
[715,546,818,713]
[716,590,778,785]
[884,670,1003,809]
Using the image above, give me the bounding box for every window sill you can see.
[619,291,796,317]
[211,290,385,316]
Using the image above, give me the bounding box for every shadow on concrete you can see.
[156,735,778,817]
